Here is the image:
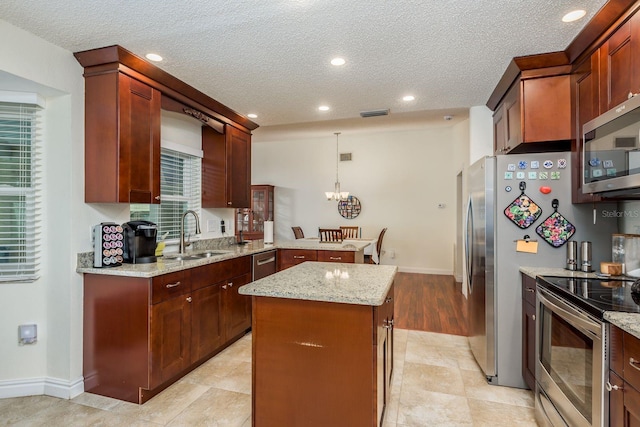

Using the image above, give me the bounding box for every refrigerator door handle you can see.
[465,195,474,292]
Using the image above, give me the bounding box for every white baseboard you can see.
[0,376,84,400]
[396,266,453,275]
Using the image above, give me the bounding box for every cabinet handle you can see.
[154,196,161,201]
[257,257,276,266]
[186,296,192,303]
[532,314,536,321]
[166,281,181,288]
[227,201,232,205]
[630,357,640,372]
[222,284,227,290]
[293,255,305,259]
[329,256,341,260]
[526,288,535,293]
[606,381,623,391]
[385,297,393,304]
[228,282,233,287]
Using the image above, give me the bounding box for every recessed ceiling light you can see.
[562,9,586,23]
[145,53,163,62]
[318,105,330,111]
[403,95,415,102]
[247,113,258,119]
[331,57,345,66]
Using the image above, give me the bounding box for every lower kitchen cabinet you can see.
[278,248,359,271]
[609,325,640,426]
[83,256,252,404]
[521,274,536,390]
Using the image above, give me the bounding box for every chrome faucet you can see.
[179,210,202,254]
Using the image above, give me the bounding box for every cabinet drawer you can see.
[522,274,536,306]
[191,256,251,291]
[318,250,355,263]
[280,249,317,264]
[151,270,190,304]
[624,331,640,389]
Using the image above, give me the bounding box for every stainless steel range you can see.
[535,275,640,427]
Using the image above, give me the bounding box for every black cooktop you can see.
[537,275,640,318]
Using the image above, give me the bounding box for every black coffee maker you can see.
[122,220,158,264]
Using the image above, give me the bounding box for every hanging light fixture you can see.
[325,132,349,201]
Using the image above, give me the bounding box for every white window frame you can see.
[0,97,42,282]
[131,142,202,243]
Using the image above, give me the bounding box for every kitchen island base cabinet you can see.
[250,284,394,427]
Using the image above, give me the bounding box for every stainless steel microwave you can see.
[583,94,640,196]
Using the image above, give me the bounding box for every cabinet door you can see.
[227,125,251,208]
[201,125,251,208]
[504,82,521,152]
[522,75,571,143]
[493,104,507,154]
[610,371,625,427]
[573,52,602,204]
[223,272,252,340]
[522,301,536,390]
[622,381,640,427]
[599,14,640,112]
[84,72,161,203]
[150,295,191,388]
[191,284,224,363]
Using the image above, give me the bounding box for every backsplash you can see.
[616,201,640,234]
[77,237,238,269]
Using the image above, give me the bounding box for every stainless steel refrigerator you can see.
[465,154,616,388]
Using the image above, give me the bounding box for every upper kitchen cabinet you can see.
[491,66,572,154]
[202,125,251,208]
[81,70,161,203]
[599,11,640,112]
[572,52,602,204]
[75,45,258,204]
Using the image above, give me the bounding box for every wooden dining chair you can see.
[319,228,343,243]
[366,228,387,264]
[291,226,304,239]
[340,226,359,239]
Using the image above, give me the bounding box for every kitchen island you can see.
[239,262,397,427]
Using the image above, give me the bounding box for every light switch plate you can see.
[18,324,37,345]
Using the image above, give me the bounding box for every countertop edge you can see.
[603,312,640,339]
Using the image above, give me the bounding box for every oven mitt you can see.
[504,182,542,229]
[535,199,576,247]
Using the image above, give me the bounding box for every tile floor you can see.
[0,329,537,426]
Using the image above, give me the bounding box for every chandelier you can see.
[325,132,349,201]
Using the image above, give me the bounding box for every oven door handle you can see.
[537,288,601,338]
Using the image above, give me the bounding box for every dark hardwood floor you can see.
[394,272,468,336]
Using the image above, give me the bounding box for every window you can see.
[0,101,42,282]
[131,147,202,241]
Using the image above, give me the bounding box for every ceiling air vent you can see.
[340,153,352,162]
[360,108,389,118]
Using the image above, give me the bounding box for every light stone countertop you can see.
[238,262,398,306]
[76,238,373,278]
[520,266,640,340]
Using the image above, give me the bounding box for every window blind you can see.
[0,102,42,282]
[131,148,201,241]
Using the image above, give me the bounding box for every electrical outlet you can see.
[220,220,226,234]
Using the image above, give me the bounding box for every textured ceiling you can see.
[0,0,607,128]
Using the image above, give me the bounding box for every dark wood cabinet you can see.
[83,256,251,404]
[250,282,395,426]
[521,274,536,391]
[599,12,640,113]
[572,52,602,204]
[202,124,251,208]
[236,185,275,241]
[494,74,572,155]
[82,72,161,203]
[609,325,640,427]
[317,250,356,263]
[278,249,318,270]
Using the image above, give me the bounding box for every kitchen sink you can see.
[164,251,229,261]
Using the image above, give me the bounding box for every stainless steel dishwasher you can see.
[252,250,277,281]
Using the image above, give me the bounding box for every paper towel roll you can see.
[264,220,274,244]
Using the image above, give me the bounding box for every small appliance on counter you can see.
[93,222,124,268]
[122,220,158,264]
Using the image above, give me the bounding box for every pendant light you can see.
[325,132,349,201]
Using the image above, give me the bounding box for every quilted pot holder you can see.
[504,182,542,229]
[535,199,576,248]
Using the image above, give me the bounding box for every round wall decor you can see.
[338,195,362,219]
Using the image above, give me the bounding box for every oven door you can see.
[535,287,606,427]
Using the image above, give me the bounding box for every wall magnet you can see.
[540,186,552,194]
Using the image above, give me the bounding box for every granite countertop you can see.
[520,266,640,340]
[277,238,371,251]
[238,262,398,306]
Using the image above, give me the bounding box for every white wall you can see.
[469,105,493,164]
[252,122,468,274]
